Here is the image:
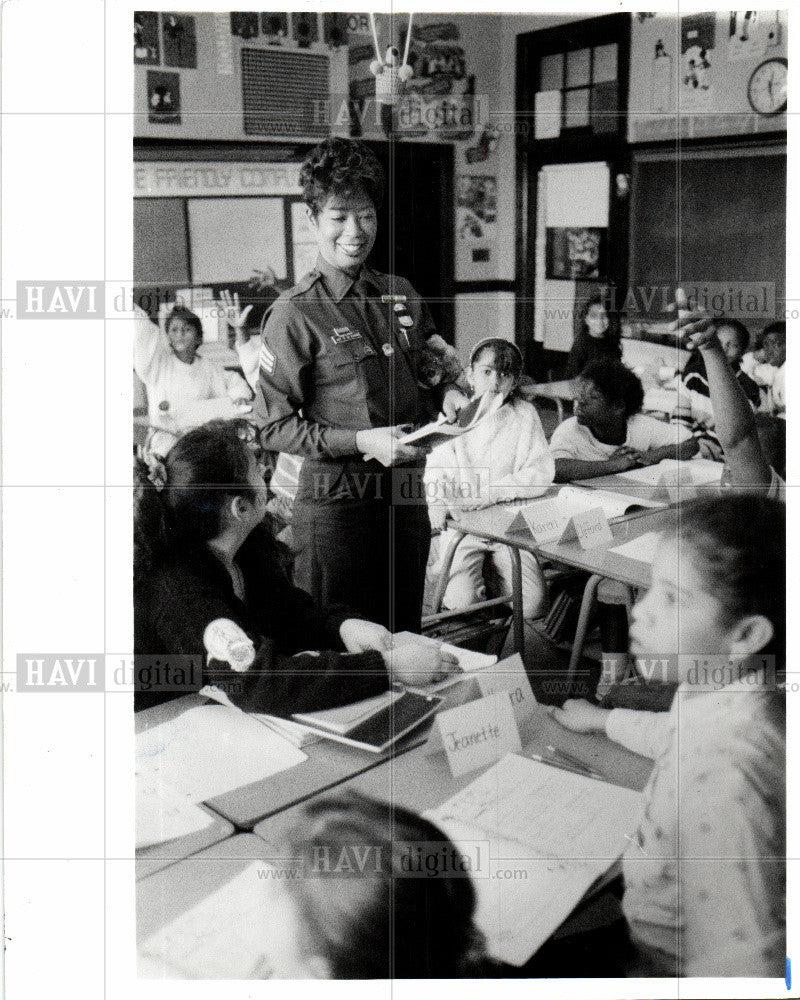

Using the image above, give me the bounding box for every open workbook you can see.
[424,752,643,966]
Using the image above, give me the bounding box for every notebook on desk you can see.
[292,690,443,754]
[424,752,643,966]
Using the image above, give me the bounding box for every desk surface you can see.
[537,506,676,590]
[136,694,430,831]
[254,700,653,846]
[452,493,674,581]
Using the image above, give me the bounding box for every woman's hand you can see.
[383,643,460,687]
[217,290,254,344]
[355,426,424,467]
[442,386,470,422]
[339,618,393,654]
[549,698,610,734]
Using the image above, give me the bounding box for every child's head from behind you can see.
[715,319,750,364]
[575,359,644,434]
[631,495,785,679]
[762,321,786,368]
[269,791,485,979]
[166,305,203,362]
[468,338,523,401]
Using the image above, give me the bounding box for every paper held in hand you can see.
[399,391,504,448]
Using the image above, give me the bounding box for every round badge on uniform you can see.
[393,302,406,312]
[382,343,395,356]
[158,400,170,411]
[398,315,414,327]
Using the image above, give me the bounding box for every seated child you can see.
[550,359,698,482]
[425,338,554,620]
[564,293,623,379]
[552,494,785,977]
[671,318,760,459]
[745,321,786,418]
[134,422,454,712]
[134,304,253,439]
[266,790,489,978]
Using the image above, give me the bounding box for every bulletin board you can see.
[629,144,786,323]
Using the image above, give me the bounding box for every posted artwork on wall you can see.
[162,13,197,69]
[545,227,606,281]
[147,70,181,124]
[681,12,716,110]
[134,11,160,65]
[456,175,497,246]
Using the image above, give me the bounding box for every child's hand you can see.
[608,447,642,472]
[666,287,720,352]
[218,290,253,342]
[549,698,610,734]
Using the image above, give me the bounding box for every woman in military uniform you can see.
[256,138,464,632]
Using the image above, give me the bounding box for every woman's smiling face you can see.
[309,191,378,275]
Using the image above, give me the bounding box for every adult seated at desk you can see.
[134,423,454,713]
[549,359,698,483]
[134,304,253,451]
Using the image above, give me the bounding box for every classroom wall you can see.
[628,10,787,143]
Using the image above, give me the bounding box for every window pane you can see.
[540,52,563,91]
[591,81,618,133]
[566,47,591,87]
[564,87,590,128]
[593,43,617,83]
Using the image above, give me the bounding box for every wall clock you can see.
[747,57,788,116]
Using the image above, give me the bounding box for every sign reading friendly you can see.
[134,161,303,198]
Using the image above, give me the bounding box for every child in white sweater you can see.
[425,339,554,619]
[134,304,252,438]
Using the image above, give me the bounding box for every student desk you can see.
[135,694,430,834]
[136,703,654,975]
[537,506,677,684]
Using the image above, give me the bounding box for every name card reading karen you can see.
[474,654,538,728]
[558,506,613,550]
[499,498,571,543]
[427,692,521,777]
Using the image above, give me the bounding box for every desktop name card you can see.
[558,506,612,550]
[427,692,521,777]
[657,469,699,504]
[474,654,537,728]
[503,499,571,543]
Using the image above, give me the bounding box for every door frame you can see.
[515,13,631,378]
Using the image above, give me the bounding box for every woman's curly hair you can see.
[300,137,385,216]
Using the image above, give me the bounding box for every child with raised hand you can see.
[425,338,554,620]
[552,493,785,976]
[550,358,698,482]
[134,303,253,438]
[668,288,778,493]
[265,790,490,979]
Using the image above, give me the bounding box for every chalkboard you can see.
[629,144,785,326]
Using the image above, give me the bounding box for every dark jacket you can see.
[134,525,388,714]
[564,333,622,380]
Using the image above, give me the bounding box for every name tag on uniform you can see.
[330,327,363,345]
[381,293,407,303]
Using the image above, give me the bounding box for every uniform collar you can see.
[314,254,377,303]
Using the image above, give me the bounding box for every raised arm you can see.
[669,290,771,488]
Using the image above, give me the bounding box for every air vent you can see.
[242,48,329,138]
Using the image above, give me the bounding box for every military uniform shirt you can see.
[255,256,439,459]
